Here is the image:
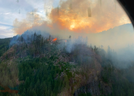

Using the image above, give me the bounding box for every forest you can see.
[0,33,134,96]
[0,38,11,57]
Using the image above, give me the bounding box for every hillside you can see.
[97,24,134,43]
[86,24,134,50]
[0,33,134,96]
[0,38,11,57]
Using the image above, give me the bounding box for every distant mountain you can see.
[99,24,133,35]
[88,23,134,50]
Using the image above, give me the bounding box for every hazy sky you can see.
[0,0,132,38]
[0,0,50,38]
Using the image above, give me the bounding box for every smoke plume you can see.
[13,0,130,35]
[12,0,134,69]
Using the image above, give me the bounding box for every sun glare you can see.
[70,23,75,30]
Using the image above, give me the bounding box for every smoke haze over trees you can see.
[0,0,134,95]
[0,27,134,95]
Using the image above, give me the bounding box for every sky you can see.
[0,0,132,38]
[0,0,49,38]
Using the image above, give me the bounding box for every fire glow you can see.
[52,38,57,42]
[49,8,93,32]
[13,0,131,35]
[48,0,130,33]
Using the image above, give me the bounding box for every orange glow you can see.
[13,0,131,35]
[49,9,92,32]
[52,38,57,42]
[48,0,130,33]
